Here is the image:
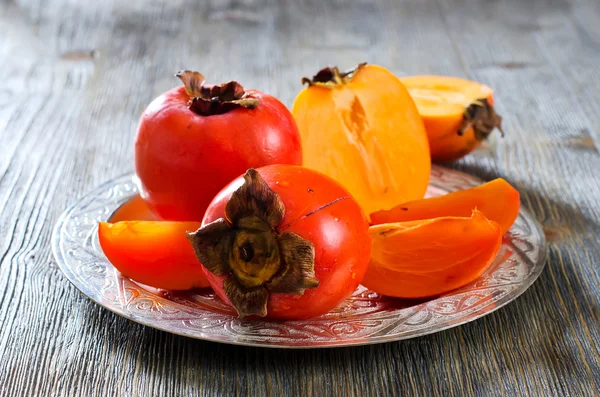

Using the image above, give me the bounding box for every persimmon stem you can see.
[301,63,367,87]
[175,70,260,116]
[459,98,504,140]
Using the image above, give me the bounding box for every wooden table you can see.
[1,0,599,395]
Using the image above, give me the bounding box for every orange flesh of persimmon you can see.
[98,221,210,290]
[400,75,496,162]
[363,210,502,298]
[371,178,520,235]
[293,65,431,217]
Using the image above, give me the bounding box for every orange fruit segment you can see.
[371,178,520,235]
[109,194,156,222]
[98,221,210,290]
[363,210,502,298]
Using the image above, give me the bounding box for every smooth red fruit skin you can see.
[202,165,371,320]
[135,86,302,221]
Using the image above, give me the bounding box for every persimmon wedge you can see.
[293,64,431,217]
[371,178,519,235]
[98,221,210,290]
[108,194,156,222]
[400,75,503,162]
[363,210,502,298]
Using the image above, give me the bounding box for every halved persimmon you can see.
[363,210,502,298]
[98,221,210,290]
[292,64,431,217]
[371,178,520,235]
[400,75,503,162]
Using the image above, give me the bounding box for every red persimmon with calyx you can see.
[135,71,302,221]
[187,165,371,320]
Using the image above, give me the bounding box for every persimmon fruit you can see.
[188,165,371,319]
[98,221,210,290]
[292,64,431,217]
[363,210,502,298]
[371,178,520,234]
[135,71,302,222]
[400,75,503,162]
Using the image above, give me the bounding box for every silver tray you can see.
[52,166,546,348]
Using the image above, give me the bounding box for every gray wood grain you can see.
[0,0,599,395]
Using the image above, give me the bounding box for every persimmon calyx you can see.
[301,62,367,87]
[459,98,504,140]
[187,169,319,318]
[176,70,260,116]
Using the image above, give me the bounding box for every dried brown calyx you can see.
[187,169,319,318]
[301,63,367,87]
[459,98,504,140]
[176,70,260,116]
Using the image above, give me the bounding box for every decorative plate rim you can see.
[51,166,547,349]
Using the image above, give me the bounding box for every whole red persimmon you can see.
[187,165,371,320]
[135,71,302,221]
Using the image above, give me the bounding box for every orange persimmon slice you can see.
[109,194,156,222]
[363,210,502,298]
[400,75,503,162]
[371,178,519,235]
[98,221,210,290]
[292,64,431,217]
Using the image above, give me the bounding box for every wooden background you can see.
[1,0,599,395]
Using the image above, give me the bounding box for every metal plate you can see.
[51,166,546,348]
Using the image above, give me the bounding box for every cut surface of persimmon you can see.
[98,221,210,290]
[292,64,431,217]
[363,210,502,298]
[371,178,520,235]
[400,75,503,162]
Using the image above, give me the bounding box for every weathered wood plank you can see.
[0,0,598,396]
[437,1,600,394]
